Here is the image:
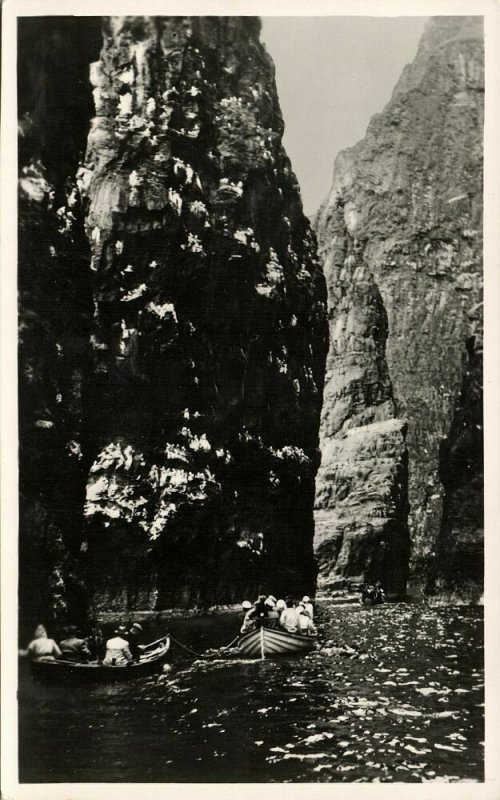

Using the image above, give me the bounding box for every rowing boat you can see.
[30,634,170,683]
[237,626,317,659]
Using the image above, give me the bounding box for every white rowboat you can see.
[237,626,317,659]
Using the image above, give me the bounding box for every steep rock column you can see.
[81,16,328,609]
[315,16,483,596]
[314,200,410,596]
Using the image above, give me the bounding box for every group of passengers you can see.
[239,595,317,636]
[20,622,145,666]
[360,581,386,605]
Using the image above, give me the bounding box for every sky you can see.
[261,16,428,216]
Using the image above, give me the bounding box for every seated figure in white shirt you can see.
[103,626,133,666]
[279,599,300,633]
[297,607,317,636]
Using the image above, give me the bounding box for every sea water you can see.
[18,602,483,783]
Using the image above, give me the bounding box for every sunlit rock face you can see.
[313,199,410,597]
[81,16,328,609]
[315,16,483,598]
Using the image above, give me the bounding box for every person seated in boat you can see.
[87,625,105,662]
[24,624,62,662]
[301,596,314,619]
[59,626,92,662]
[297,607,317,636]
[279,599,300,634]
[374,582,386,604]
[263,596,279,628]
[361,584,376,605]
[126,622,144,662]
[240,600,256,634]
[252,595,271,629]
[276,599,286,614]
[103,626,133,666]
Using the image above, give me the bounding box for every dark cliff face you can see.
[18,16,328,617]
[18,19,101,624]
[315,16,483,598]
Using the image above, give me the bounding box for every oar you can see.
[141,634,168,652]
[218,635,240,651]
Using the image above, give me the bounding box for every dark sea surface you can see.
[18,603,484,783]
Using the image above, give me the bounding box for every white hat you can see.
[276,599,286,610]
[264,598,276,608]
[130,622,143,633]
[242,600,252,610]
[302,596,310,603]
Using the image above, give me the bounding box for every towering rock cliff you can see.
[18,19,101,625]
[315,16,483,598]
[18,16,327,618]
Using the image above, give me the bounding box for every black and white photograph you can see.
[1,0,499,794]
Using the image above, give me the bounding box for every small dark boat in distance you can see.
[237,626,317,659]
[30,634,170,683]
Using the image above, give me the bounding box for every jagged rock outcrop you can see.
[315,16,483,597]
[315,419,410,595]
[18,16,327,617]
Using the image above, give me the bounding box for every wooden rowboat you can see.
[30,634,170,683]
[237,626,317,659]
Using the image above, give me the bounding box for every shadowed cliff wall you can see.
[18,18,102,624]
[18,16,328,617]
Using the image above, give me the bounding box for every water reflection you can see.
[19,603,483,783]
